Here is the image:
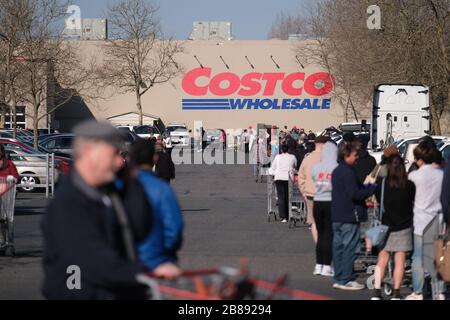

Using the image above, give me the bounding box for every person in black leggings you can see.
[311,142,338,276]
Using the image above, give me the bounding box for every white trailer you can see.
[372,84,430,150]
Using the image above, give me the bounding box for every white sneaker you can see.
[405,293,423,300]
[281,219,288,223]
[321,265,334,277]
[332,283,342,289]
[313,264,323,275]
[437,294,445,300]
[338,281,365,291]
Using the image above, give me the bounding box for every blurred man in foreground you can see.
[42,121,151,300]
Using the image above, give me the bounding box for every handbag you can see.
[435,232,450,282]
[365,178,389,248]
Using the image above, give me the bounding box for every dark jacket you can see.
[331,162,376,223]
[354,150,377,183]
[156,151,175,181]
[42,171,151,300]
[441,159,450,225]
[375,179,415,232]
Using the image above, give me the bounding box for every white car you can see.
[170,128,191,147]
[370,135,448,164]
[133,125,161,140]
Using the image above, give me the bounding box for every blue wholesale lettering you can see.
[182,98,332,110]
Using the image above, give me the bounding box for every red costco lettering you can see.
[182,68,334,97]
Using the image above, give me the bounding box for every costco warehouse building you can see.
[24,40,450,134]
[35,39,349,133]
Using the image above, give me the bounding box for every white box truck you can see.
[372,84,430,150]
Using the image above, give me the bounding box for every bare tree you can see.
[295,0,450,133]
[1,0,99,147]
[268,11,308,40]
[99,0,183,126]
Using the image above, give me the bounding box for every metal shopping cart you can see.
[137,266,332,300]
[359,203,413,296]
[288,174,307,229]
[267,175,278,222]
[0,176,17,257]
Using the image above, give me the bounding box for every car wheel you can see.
[19,175,40,193]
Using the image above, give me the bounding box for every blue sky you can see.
[68,0,306,39]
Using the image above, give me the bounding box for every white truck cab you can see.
[372,84,430,151]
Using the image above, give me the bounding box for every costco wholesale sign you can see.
[181,68,335,111]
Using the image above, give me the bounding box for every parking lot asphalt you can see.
[0,162,373,300]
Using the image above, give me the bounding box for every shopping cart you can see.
[288,174,307,229]
[137,266,332,300]
[0,176,17,257]
[267,175,278,222]
[359,203,412,296]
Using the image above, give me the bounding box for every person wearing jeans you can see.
[332,222,361,286]
[406,141,444,300]
[331,142,376,290]
[311,142,338,277]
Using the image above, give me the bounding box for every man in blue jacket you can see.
[331,142,376,290]
[130,139,184,279]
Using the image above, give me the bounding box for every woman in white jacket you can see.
[269,144,297,223]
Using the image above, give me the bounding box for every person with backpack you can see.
[370,154,415,300]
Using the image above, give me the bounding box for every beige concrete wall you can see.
[66,40,346,132]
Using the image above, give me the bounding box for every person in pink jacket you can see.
[298,136,330,243]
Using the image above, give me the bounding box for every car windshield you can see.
[135,126,155,134]
[167,126,186,132]
[206,130,221,136]
[437,141,446,149]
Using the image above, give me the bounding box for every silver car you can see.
[6,149,60,193]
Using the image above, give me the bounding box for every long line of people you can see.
[270,129,449,299]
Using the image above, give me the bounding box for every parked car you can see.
[119,130,141,150]
[205,129,227,147]
[169,128,191,147]
[438,139,450,161]
[116,125,135,132]
[370,135,447,164]
[40,134,75,156]
[0,138,72,175]
[134,125,161,140]
[6,148,61,192]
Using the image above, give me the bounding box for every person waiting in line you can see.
[370,154,415,300]
[0,144,19,181]
[406,141,445,300]
[130,139,184,280]
[441,154,450,228]
[353,135,376,184]
[311,141,338,277]
[369,145,399,180]
[298,136,330,244]
[269,144,297,223]
[162,132,173,156]
[154,141,175,184]
[331,142,376,291]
